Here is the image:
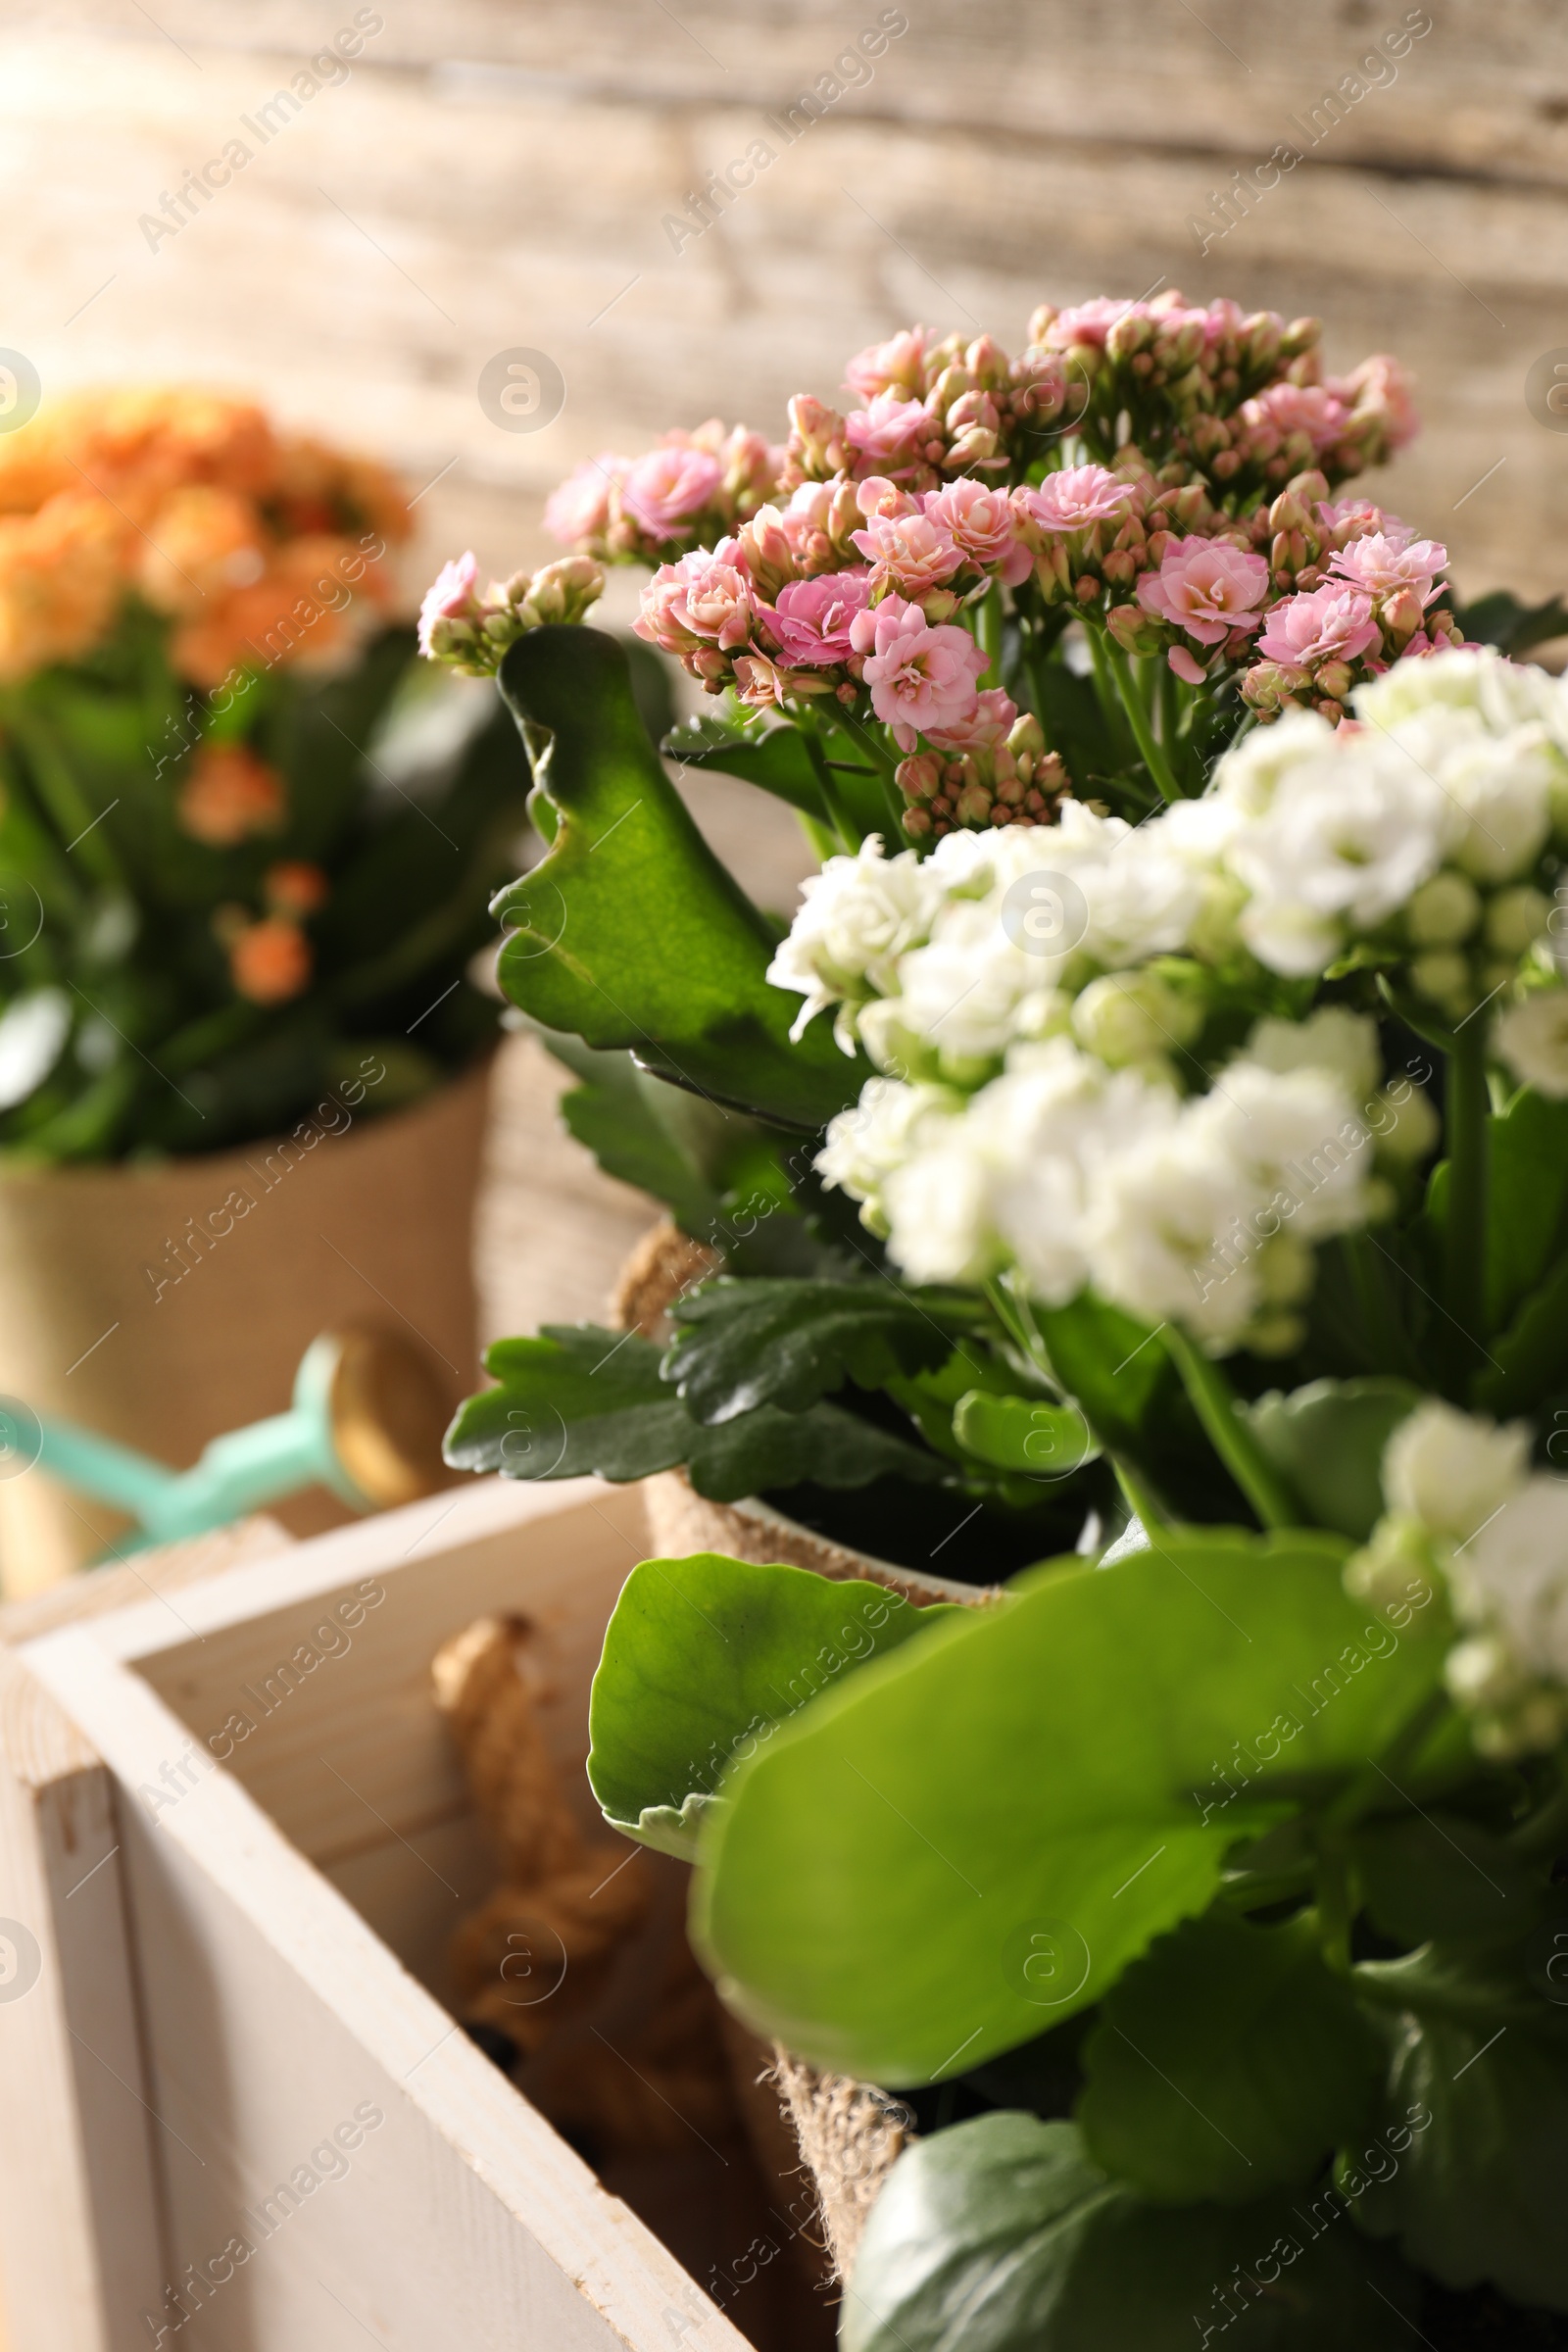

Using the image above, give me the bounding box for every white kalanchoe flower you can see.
[766,836,938,1049]
[1353,644,1568,741]
[815,1076,961,1226]
[1494,988,1568,1101]
[1216,720,1452,978]
[1238,1006,1381,1104]
[1382,1398,1531,1541]
[1070,969,1200,1070]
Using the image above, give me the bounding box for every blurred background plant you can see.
[0,388,528,1159]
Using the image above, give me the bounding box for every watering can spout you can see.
[11,1329,453,1554]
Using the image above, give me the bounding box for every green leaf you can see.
[695,1530,1448,2083]
[1473,1248,1568,1418]
[1034,1294,1243,1521]
[845,2114,1419,2352]
[444,1324,942,1502]
[663,1277,956,1423]
[1079,1912,1380,2203]
[663,711,830,821]
[492,628,864,1128]
[1345,1950,1568,2309]
[1453,589,1568,658]
[1350,1814,1544,1951]
[587,1552,956,1856]
[531,1029,725,1234]
[1247,1380,1422,1541]
[952,1390,1101,1477]
[1484,1088,1568,1333]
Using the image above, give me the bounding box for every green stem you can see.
[1085,625,1139,769]
[1102,641,1183,804]
[1311,1850,1354,1975]
[1510,1766,1568,1863]
[977,583,1004,690]
[1444,1021,1490,1370]
[1110,1453,1175,1535]
[1163,1325,1296,1530]
[1341,1231,1424,1383]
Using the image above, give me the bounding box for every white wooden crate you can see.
[0,1478,772,2352]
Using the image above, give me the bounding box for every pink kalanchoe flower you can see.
[1253,581,1382,667]
[849,595,987,752]
[844,392,939,479]
[1329,532,1446,603]
[923,479,1032,585]
[1330,355,1420,452]
[1240,382,1350,456]
[1136,540,1270,645]
[1014,466,1136,533]
[844,327,931,403]
[616,446,723,542]
[1044,298,1143,350]
[925,686,1018,752]
[543,460,626,548]
[850,509,965,597]
[634,542,754,655]
[759,568,873,666]
[417,552,481,656]
[1317,499,1412,550]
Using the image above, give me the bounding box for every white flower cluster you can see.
[767,651,1568,1087]
[765,802,1208,1067]
[1215,656,1568,1007]
[1348,1399,1568,1755]
[818,1011,1398,1352]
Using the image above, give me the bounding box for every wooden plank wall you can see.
[6,0,1566,605]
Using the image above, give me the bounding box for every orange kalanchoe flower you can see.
[0,494,122,683]
[264,860,328,916]
[177,743,285,848]
[0,387,412,690]
[229,916,311,1004]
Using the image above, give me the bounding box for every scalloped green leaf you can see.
[588,1552,957,1857]
[491,627,864,1128]
[695,1530,1448,2084]
[844,2113,1418,2352]
[1079,1912,1380,2204]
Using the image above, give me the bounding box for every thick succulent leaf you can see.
[1473,1248,1568,1418]
[695,1530,1448,2083]
[529,1028,725,1234]
[1034,1293,1246,1522]
[663,711,830,820]
[1344,1948,1568,2310]
[587,1552,956,1856]
[444,1324,942,1501]
[662,1277,958,1424]
[1455,588,1568,657]
[952,1390,1100,1476]
[1483,1088,1568,1333]
[1247,1379,1421,1541]
[491,627,864,1128]
[1350,1813,1545,1951]
[1079,1912,1380,2203]
[844,2113,1418,2352]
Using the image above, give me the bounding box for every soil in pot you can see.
[759,1473,1100,1588]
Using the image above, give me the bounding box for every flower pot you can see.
[0,1055,493,1594]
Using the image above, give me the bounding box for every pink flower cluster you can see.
[416,551,604,674]
[542,420,783,564]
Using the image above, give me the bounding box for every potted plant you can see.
[0,388,531,1584]
[426,292,1552,1593]
[423,291,1568,2342]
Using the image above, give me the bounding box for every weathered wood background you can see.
[9,0,1566,600]
[5,0,1567,1338]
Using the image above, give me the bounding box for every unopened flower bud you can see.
[1486,885,1551,957]
[896,753,943,804]
[1071,970,1200,1067]
[1410,949,1470,1009]
[1407,872,1481,947]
